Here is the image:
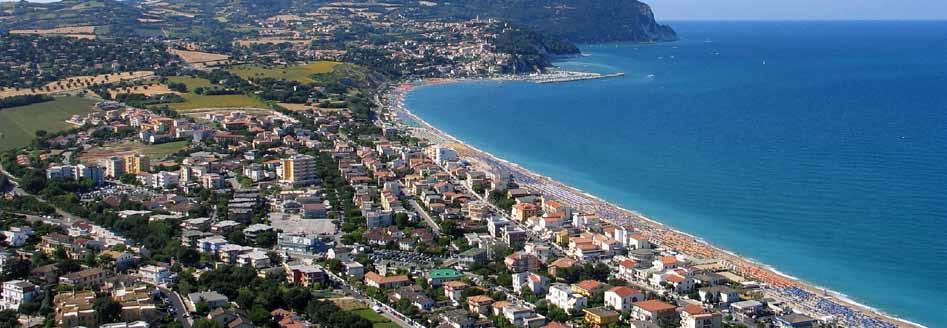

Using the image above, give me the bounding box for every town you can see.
[0,1,904,328]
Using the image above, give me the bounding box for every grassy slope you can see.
[348,308,398,328]
[229,61,340,83]
[0,97,97,151]
[166,76,214,89]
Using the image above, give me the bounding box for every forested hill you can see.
[404,0,677,43]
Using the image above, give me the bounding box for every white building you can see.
[1,280,37,311]
[604,286,645,312]
[139,265,171,285]
[545,283,587,314]
[512,272,549,296]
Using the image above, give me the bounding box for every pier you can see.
[527,71,625,84]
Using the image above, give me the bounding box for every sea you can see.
[404,21,947,326]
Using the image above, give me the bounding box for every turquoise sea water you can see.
[405,21,947,326]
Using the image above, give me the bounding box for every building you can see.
[278,233,324,254]
[502,304,545,327]
[104,156,126,178]
[775,313,818,328]
[631,300,678,326]
[284,264,327,287]
[505,252,541,273]
[364,272,410,289]
[1,280,37,311]
[680,304,722,328]
[467,295,494,316]
[512,272,549,296]
[546,283,587,314]
[344,261,365,278]
[124,154,150,175]
[138,264,171,285]
[59,268,110,288]
[427,268,464,287]
[186,291,229,312]
[113,285,160,323]
[281,154,318,187]
[604,286,644,312]
[583,307,620,327]
[55,290,97,328]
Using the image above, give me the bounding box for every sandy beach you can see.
[384,80,922,328]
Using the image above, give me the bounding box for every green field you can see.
[166,76,214,90]
[169,93,268,111]
[230,61,340,83]
[0,97,97,151]
[142,140,189,158]
[349,308,398,328]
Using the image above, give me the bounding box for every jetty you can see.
[520,70,625,84]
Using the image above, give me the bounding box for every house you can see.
[572,280,608,297]
[55,290,97,327]
[729,300,764,320]
[207,308,254,328]
[583,307,620,327]
[389,286,435,311]
[680,304,722,328]
[1,280,37,311]
[775,313,818,328]
[138,264,171,285]
[546,283,587,314]
[548,258,575,277]
[502,304,545,327]
[186,291,229,312]
[631,300,678,327]
[284,264,327,287]
[505,252,541,273]
[512,272,549,296]
[439,309,476,328]
[467,295,494,316]
[444,281,469,303]
[59,268,110,288]
[100,250,136,268]
[31,264,59,284]
[604,286,645,312]
[427,268,464,287]
[364,272,409,289]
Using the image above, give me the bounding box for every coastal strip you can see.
[385,80,923,328]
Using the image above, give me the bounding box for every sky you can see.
[650,0,947,21]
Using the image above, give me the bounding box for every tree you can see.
[93,296,122,324]
[0,310,17,328]
[0,259,30,281]
[34,130,47,138]
[192,319,223,328]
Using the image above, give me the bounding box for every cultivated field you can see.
[0,97,97,151]
[169,94,268,112]
[0,71,155,98]
[108,84,177,98]
[229,61,340,83]
[77,140,189,164]
[166,76,213,90]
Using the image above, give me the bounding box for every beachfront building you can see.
[680,304,723,328]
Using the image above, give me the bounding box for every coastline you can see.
[385,79,924,328]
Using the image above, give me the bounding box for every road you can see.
[159,286,192,328]
[0,165,77,222]
[407,199,441,236]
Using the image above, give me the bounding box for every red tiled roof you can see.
[608,286,642,298]
[633,300,676,313]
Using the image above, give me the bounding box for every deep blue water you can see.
[405,21,947,326]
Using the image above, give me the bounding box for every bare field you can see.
[171,49,230,64]
[77,140,189,164]
[10,25,96,34]
[276,103,313,111]
[234,38,311,47]
[0,71,155,98]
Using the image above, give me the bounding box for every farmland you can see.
[230,61,340,83]
[0,97,97,151]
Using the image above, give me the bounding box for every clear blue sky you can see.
[650,0,947,21]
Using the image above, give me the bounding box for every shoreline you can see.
[385,79,924,328]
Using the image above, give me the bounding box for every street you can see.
[159,286,192,328]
